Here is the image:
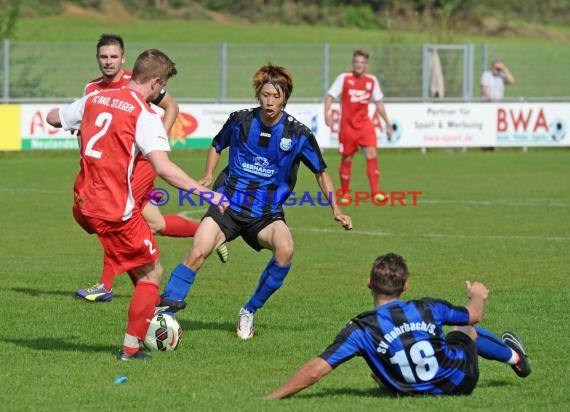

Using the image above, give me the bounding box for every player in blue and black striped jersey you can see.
[158,63,352,340]
[268,253,531,398]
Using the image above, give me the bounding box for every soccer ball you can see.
[549,118,567,142]
[144,313,183,352]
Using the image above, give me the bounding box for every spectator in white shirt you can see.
[480,59,515,101]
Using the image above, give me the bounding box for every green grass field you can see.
[0,148,568,411]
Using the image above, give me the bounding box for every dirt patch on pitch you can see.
[62,0,134,21]
[469,17,569,41]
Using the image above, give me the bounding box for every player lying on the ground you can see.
[267,253,530,398]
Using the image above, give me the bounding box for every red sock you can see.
[339,158,353,193]
[162,215,199,237]
[98,262,116,291]
[126,280,160,340]
[366,157,380,194]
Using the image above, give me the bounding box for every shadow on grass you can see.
[296,387,389,399]
[9,287,129,299]
[0,336,116,353]
[296,383,511,399]
[178,319,236,332]
[9,287,72,297]
[477,379,513,388]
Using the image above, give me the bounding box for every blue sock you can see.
[162,264,197,302]
[475,326,512,362]
[244,258,291,313]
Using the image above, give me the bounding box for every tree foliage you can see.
[190,0,570,26]
[0,0,21,38]
[12,0,570,28]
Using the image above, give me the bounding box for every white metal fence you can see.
[1,40,569,102]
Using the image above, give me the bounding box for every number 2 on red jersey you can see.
[84,112,113,159]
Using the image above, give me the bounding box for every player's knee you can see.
[275,240,294,264]
[362,147,377,159]
[185,247,207,268]
[453,325,477,341]
[144,260,163,284]
[154,261,163,279]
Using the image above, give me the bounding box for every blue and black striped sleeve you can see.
[212,111,239,153]
[318,321,363,368]
[300,131,327,174]
[426,298,470,326]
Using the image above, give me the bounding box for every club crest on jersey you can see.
[280,137,292,151]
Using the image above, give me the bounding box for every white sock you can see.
[123,333,139,350]
[507,349,520,365]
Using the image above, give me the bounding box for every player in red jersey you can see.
[76,34,228,303]
[324,49,393,203]
[47,49,228,360]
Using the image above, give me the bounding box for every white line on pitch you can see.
[0,187,67,194]
[178,208,208,218]
[291,227,570,242]
[419,199,570,208]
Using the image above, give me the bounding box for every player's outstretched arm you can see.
[266,357,333,400]
[199,146,222,187]
[147,150,228,210]
[46,102,83,146]
[315,170,352,230]
[465,281,489,324]
[46,109,62,128]
[158,91,179,132]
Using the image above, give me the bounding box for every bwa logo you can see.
[497,108,567,142]
[497,108,548,133]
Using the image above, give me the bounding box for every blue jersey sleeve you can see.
[425,298,470,326]
[212,111,239,153]
[318,320,363,368]
[300,131,326,174]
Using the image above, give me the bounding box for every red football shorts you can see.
[73,205,160,275]
[132,158,158,211]
[338,122,377,156]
